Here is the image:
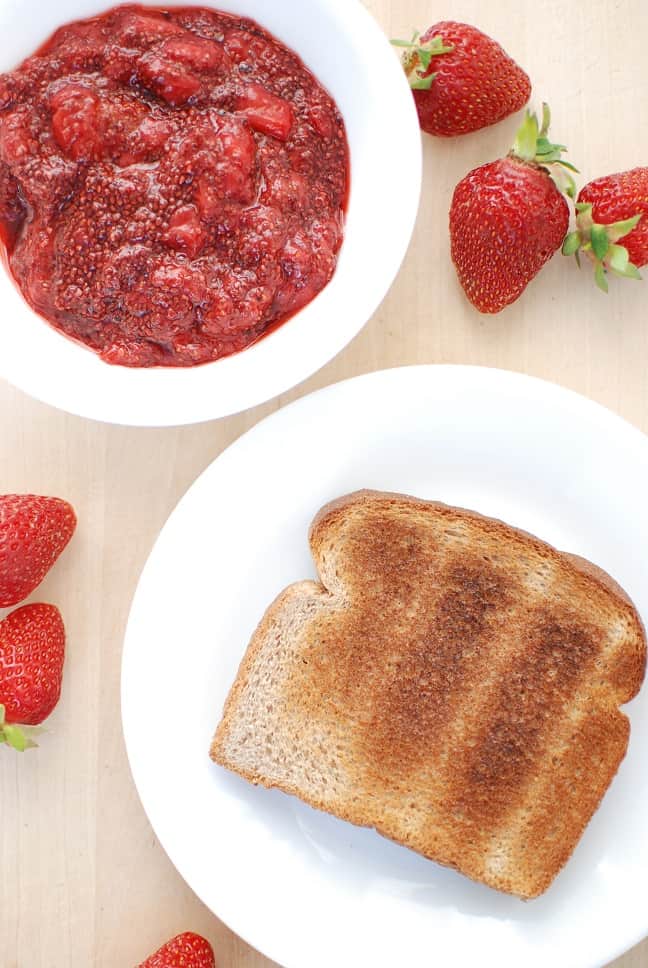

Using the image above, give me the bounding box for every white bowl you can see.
[0,0,421,426]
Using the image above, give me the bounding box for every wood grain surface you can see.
[1,0,647,965]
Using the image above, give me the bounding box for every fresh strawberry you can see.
[449,105,576,313]
[562,167,648,291]
[139,932,216,968]
[0,494,77,607]
[392,22,530,137]
[0,603,65,750]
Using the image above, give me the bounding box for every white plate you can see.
[122,366,648,968]
[0,0,420,425]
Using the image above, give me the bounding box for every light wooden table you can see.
[1,0,647,965]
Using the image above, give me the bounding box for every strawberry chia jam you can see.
[0,5,349,366]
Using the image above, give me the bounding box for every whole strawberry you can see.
[0,603,65,751]
[139,932,215,968]
[562,167,647,291]
[392,22,530,137]
[450,106,576,313]
[0,495,77,607]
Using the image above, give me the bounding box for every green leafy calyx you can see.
[561,203,643,292]
[0,703,39,752]
[391,30,454,91]
[510,104,578,198]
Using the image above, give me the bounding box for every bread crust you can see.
[312,491,645,654]
[211,490,647,898]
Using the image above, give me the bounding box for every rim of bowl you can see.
[0,0,422,426]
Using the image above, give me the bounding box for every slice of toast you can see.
[210,490,646,898]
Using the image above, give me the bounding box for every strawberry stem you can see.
[562,202,643,289]
[510,104,578,198]
[0,703,40,751]
[391,31,454,91]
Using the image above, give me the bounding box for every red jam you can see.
[0,5,349,366]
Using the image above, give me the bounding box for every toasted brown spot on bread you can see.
[334,509,433,603]
[450,612,599,826]
[364,561,514,774]
[479,703,630,897]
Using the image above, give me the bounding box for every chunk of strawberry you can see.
[258,154,308,212]
[97,93,148,161]
[8,154,77,220]
[165,204,206,258]
[131,260,207,340]
[0,109,37,165]
[160,36,226,73]
[201,286,236,335]
[99,255,206,347]
[100,338,161,367]
[194,179,223,221]
[0,76,15,111]
[191,114,257,213]
[150,261,207,305]
[136,51,201,105]
[273,226,334,315]
[11,218,56,313]
[0,164,27,245]
[280,229,313,281]
[223,29,252,63]
[116,114,175,166]
[96,242,151,298]
[202,268,272,335]
[50,83,101,161]
[137,115,175,153]
[307,102,334,139]
[308,214,343,259]
[103,45,139,84]
[50,22,106,73]
[113,10,184,47]
[236,84,294,141]
[237,205,287,267]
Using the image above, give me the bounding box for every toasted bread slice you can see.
[210,490,646,898]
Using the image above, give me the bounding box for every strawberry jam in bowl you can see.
[0,0,420,424]
[0,4,349,368]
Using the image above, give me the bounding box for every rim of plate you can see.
[121,365,648,968]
